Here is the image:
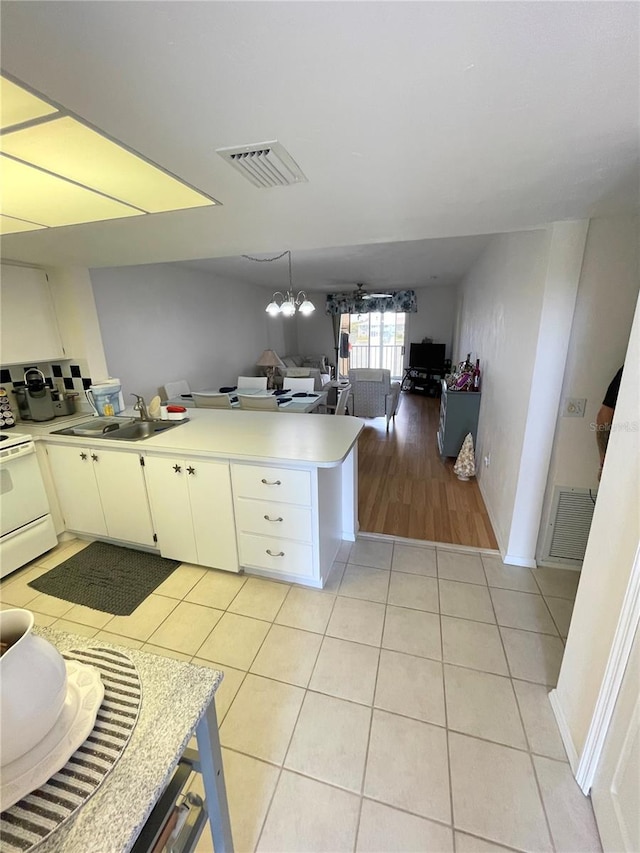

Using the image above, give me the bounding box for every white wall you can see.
[90,263,278,401]
[505,221,589,566]
[455,229,550,553]
[537,215,640,561]
[552,293,640,763]
[405,284,458,363]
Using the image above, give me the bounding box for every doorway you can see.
[339,312,406,379]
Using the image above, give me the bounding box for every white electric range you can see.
[0,431,57,579]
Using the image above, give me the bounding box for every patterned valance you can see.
[325,289,418,315]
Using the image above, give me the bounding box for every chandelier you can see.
[243,249,315,317]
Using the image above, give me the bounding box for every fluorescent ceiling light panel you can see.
[0,214,47,235]
[2,117,215,213]
[0,77,58,130]
[0,155,145,227]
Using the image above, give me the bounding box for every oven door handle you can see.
[0,441,36,465]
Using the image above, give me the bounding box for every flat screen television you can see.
[409,343,446,370]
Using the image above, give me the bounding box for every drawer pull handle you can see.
[261,478,282,486]
[264,515,284,522]
[266,549,285,557]
[91,453,99,462]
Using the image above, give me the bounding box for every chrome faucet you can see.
[131,394,151,421]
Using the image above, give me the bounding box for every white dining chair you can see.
[284,377,316,393]
[163,379,191,400]
[334,384,351,415]
[238,394,278,411]
[193,392,233,409]
[237,375,267,390]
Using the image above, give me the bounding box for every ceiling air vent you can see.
[216,141,307,188]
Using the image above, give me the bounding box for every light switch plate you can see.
[564,398,586,417]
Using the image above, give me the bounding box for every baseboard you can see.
[548,688,579,773]
[504,553,538,569]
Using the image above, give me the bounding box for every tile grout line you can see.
[351,544,392,853]
[437,548,457,853]
[486,570,558,853]
[252,565,343,852]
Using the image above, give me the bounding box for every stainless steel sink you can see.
[51,418,188,441]
[106,421,184,441]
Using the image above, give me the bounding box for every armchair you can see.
[348,368,401,431]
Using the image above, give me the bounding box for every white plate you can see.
[1,660,104,812]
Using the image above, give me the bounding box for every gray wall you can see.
[91,262,283,401]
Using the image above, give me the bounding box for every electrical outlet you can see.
[564,398,586,417]
[484,454,490,468]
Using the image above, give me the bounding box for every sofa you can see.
[275,354,332,392]
[348,368,401,431]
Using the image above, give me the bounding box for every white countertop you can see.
[23,408,364,468]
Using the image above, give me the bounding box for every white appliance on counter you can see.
[0,431,57,578]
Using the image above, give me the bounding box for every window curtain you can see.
[325,290,418,315]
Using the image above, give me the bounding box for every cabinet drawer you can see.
[238,533,314,579]
[235,498,312,542]
[231,464,312,505]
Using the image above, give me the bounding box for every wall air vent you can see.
[216,141,307,189]
[542,486,597,566]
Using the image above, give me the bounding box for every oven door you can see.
[0,441,50,537]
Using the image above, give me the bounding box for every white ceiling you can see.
[0,1,638,280]
[178,234,493,292]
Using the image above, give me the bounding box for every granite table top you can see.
[30,627,223,853]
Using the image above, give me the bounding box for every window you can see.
[339,312,406,379]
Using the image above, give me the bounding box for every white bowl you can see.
[0,609,68,766]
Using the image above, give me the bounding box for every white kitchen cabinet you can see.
[46,444,155,546]
[231,461,340,587]
[144,455,238,572]
[0,265,65,364]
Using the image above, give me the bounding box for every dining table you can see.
[169,388,328,414]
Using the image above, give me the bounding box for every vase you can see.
[0,609,68,766]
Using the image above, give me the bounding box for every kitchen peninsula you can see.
[35,410,364,589]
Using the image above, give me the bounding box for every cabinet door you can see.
[144,456,197,564]
[0,265,64,364]
[91,449,155,547]
[187,459,239,572]
[46,444,107,536]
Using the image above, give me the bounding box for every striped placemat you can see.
[0,647,141,853]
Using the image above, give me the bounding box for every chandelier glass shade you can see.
[266,290,315,317]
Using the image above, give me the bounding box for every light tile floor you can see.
[0,537,602,852]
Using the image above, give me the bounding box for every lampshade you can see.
[256,349,285,368]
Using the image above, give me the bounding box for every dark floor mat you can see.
[28,542,180,616]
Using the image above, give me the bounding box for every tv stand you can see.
[401,365,447,396]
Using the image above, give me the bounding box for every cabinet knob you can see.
[173,464,182,473]
[91,453,98,462]
[80,452,87,461]
[261,479,282,486]
[266,549,285,557]
[264,515,284,522]
[187,466,196,475]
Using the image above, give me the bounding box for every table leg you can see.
[195,698,234,852]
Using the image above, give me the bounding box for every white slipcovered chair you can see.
[193,392,232,409]
[284,377,316,393]
[348,369,401,431]
[238,394,278,411]
[237,375,268,390]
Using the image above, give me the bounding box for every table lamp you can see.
[256,350,285,389]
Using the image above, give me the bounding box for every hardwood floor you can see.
[357,391,499,549]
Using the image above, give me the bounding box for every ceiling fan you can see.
[344,283,393,300]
